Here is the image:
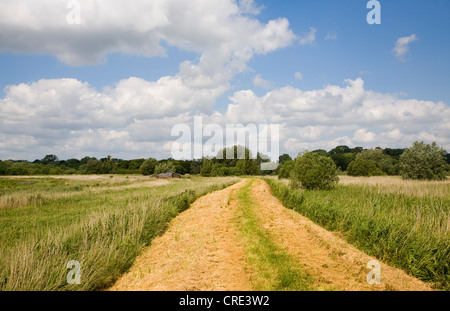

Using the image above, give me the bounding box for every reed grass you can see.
[265,177,450,290]
[0,176,239,290]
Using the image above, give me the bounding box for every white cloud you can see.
[253,74,272,89]
[1,77,450,159]
[294,72,303,80]
[325,32,337,40]
[299,27,317,45]
[238,0,264,15]
[353,128,376,143]
[0,0,303,160]
[393,34,418,61]
[0,0,296,69]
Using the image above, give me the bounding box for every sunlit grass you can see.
[235,179,314,291]
[266,177,450,290]
[0,175,239,290]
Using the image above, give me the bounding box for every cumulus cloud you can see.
[393,34,418,61]
[0,0,296,68]
[220,77,450,151]
[294,72,303,80]
[253,74,272,89]
[238,0,264,15]
[353,128,376,143]
[1,77,449,160]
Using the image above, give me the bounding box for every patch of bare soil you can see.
[109,180,252,291]
[250,179,433,291]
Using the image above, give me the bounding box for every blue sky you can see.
[0,0,449,160]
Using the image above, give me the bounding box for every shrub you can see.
[200,159,213,177]
[347,158,385,176]
[399,141,449,180]
[140,158,158,176]
[154,161,176,175]
[290,151,338,190]
[278,160,294,179]
[330,153,356,171]
[356,149,396,175]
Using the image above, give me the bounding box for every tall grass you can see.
[265,178,449,290]
[0,176,239,290]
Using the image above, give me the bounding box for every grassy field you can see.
[266,176,450,290]
[0,175,239,291]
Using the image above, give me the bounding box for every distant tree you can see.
[210,163,224,177]
[200,158,214,176]
[331,153,356,171]
[128,159,145,170]
[356,149,396,175]
[154,161,177,175]
[100,155,117,174]
[398,141,449,180]
[190,161,202,175]
[80,156,96,165]
[350,147,364,154]
[0,160,12,175]
[347,158,384,176]
[279,154,293,165]
[278,160,294,179]
[81,158,102,174]
[311,149,330,157]
[41,154,59,165]
[329,145,351,155]
[383,148,405,160]
[5,162,31,175]
[140,158,158,176]
[64,159,81,170]
[290,151,338,190]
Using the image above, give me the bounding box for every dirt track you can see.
[109,180,252,291]
[109,178,432,291]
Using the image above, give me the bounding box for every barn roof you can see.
[153,170,181,177]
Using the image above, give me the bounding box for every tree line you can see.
[1,141,449,179]
[279,142,450,181]
[282,141,450,191]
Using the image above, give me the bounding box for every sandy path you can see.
[109,178,433,291]
[109,179,252,291]
[250,179,432,291]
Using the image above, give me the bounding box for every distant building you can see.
[153,171,181,178]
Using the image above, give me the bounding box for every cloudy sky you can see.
[1,0,449,161]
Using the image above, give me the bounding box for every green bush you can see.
[399,141,449,180]
[356,149,396,175]
[140,158,158,176]
[278,160,294,179]
[154,161,176,174]
[290,151,338,190]
[200,159,213,176]
[347,158,385,176]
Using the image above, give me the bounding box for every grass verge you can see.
[0,176,239,290]
[265,178,449,290]
[235,179,314,291]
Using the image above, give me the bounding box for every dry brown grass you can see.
[0,176,169,210]
[339,176,450,197]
